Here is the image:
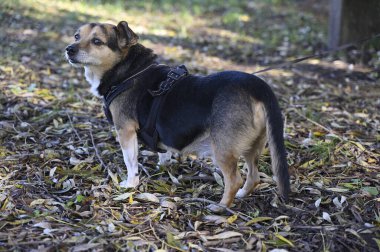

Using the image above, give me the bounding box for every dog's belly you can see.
[160,132,212,158]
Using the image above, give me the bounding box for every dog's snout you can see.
[66,45,78,56]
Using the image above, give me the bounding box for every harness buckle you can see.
[169,65,188,79]
[148,65,188,97]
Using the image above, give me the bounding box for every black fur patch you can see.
[107,27,119,51]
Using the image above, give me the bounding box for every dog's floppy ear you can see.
[116,21,139,48]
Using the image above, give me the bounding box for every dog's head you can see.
[65,21,138,70]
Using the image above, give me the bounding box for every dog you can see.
[65,21,290,211]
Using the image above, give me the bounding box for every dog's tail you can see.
[258,81,290,201]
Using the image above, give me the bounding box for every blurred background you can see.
[1,0,379,72]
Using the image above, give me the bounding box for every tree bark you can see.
[328,0,380,49]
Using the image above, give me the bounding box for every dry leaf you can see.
[113,192,134,201]
[135,193,159,203]
[203,231,243,240]
[322,212,332,222]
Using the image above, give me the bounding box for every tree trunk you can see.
[328,0,380,49]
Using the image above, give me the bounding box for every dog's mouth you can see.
[67,58,83,68]
[65,53,84,67]
[65,49,102,67]
[68,57,79,64]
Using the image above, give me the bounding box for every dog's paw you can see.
[119,176,139,188]
[207,204,225,213]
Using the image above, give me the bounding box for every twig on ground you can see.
[291,225,343,231]
[89,130,107,169]
[291,108,342,140]
[66,112,82,141]
[180,176,215,182]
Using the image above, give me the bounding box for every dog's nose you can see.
[66,45,78,56]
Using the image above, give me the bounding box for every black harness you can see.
[103,64,188,152]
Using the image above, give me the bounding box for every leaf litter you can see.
[0,0,379,251]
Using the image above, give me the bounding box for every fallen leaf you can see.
[275,233,294,247]
[33,222,51,229]
[203,215,228,224]
[245,216,273,226]
[362,187,379,196]
[322,212,332,222]
[213,172,224,187]
[160,199,176,210]
[113,192,134,201]
[203,231,243,240]
[135,193,159,203]
[315,198,321,208]
[326,187,350,193]
[30,199,45,206]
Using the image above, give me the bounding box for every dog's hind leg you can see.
[236,134,267,198]
[209,145,243,212]
[116,123,140,188]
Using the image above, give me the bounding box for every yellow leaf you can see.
[9,219,32,225]
[30,199,46,206]
[313,131,325,137]
[368,157,377,164]
[349,141,365,151]
[130,219,141,225]
[1,197,9,210]
[239,14,250,22]
[72,162,87,171]
[227,214,238,224]
[275,233,294,247]
[374,238,380,251]
[300,159,315,168]
[129,193,134,204]
[245,216,273,226]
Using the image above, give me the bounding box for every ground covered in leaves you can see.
[1,0,380,251]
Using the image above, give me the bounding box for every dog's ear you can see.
[116,21,139,48]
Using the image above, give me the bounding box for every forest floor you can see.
[0,0,379,251]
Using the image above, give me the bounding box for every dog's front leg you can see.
[116,125,139,188]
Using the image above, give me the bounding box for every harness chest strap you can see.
[138,65,188,152]
[103,64,159,124]
[102,64,189,152]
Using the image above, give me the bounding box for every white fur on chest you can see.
[84,67,101,97]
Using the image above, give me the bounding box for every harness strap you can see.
[103,64,158,124]
[138,65,188,152]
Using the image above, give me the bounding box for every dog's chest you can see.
[84,67,101,97]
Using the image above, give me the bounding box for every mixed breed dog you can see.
[65,21,290,211]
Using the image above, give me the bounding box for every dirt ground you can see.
[0,0,379,251]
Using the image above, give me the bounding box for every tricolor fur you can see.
[66,21,290,211]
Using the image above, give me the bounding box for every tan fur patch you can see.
[78,25,120,66]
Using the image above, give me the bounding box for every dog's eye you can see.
[74,34,80,41]
[92,38,103,46]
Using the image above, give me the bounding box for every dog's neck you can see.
[84,66,105,97]
[97,44,158,96]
